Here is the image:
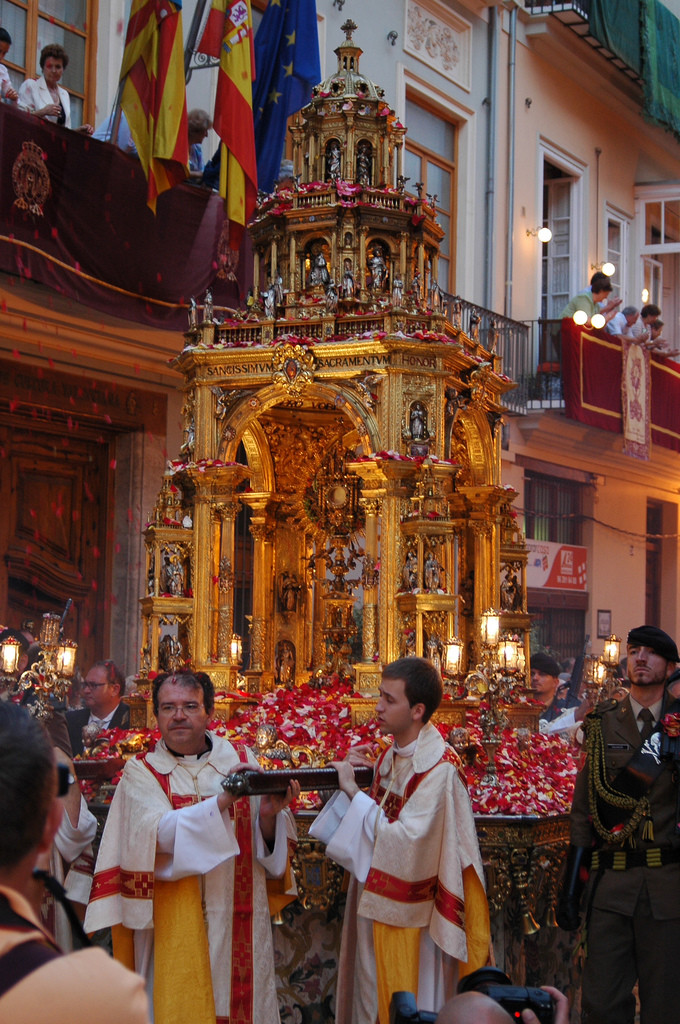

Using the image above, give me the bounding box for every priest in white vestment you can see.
[310,657,490,1024]
[85,671,298,1024]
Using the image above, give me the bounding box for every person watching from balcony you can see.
[561,271,621,327]
[18,44,93,134]
[93,108,137,154]
[0,29,18,102]
[625,302,661,343]
[188,108,212,179]
[645,319,679,358]
[606,305,640,336]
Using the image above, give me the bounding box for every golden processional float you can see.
[131,21,573,999]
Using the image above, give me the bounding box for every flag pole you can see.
[184,0,212,79]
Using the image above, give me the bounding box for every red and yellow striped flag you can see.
[120,0,189,212]
[198,0,257,250]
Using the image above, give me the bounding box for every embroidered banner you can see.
[621,338,651,459]
[561,319,680,453]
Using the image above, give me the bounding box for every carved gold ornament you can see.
[271,343,315,396]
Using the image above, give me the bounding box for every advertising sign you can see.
[526,540,588,591]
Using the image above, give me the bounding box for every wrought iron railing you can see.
[440,295,564,414]
[524,0,591,16]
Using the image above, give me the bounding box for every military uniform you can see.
[570,695,680,1024]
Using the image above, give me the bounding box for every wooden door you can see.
[0,417,113,672]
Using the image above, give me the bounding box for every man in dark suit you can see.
[67,660,130,756]
[558,625,680,1024]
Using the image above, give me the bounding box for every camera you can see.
[389,991,436,1024]
[458,966,554,1023]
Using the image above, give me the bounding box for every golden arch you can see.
[217,381,382,492]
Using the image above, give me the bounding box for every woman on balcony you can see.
[561,270,621,328]
[18,44,93,134]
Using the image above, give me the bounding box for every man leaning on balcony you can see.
[561,271,621,327]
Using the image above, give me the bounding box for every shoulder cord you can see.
[586,716,652,845]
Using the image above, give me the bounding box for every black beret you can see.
[627,625,679,663]
[530,652,561,678]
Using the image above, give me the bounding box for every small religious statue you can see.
[397,174,409,193]
[392,274,404,307]
[369,246,386,292]
[411,269,422,304]
[203,289,213,323]
[275,640,296,688]
[263,281,276,319]
[308,251,330,287]
[469,310,481,342]
[159,634,183,673]
[278,571,302,613]
[274,269,284,308]
[188,296,198,329]
[500,564,522,612]
[356,140,372,185]
[425,634,442,674]
[401,549,418,592]
[428,272,440,311]
[424,551,442,591]
[161,546,185,596]
[326,140,341,181]
[325,278,338,313]
[341,259,355,298]
[409,401,428,440]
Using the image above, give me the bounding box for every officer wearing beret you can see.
[557,625,680,1024]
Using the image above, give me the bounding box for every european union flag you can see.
[253,0,321,192]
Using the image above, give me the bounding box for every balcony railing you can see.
[525,0,590,15]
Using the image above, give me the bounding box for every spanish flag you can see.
[120,0,189,212]
[198,0,257,250]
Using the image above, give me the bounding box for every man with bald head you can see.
[435,986,568,1024]
[558,625,680,1024]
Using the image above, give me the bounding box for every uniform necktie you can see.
[638,707,655,741]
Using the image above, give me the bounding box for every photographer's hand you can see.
[521,986,569,1024]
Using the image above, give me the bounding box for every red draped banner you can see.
[561,319,680,454]
[0,103,243,329]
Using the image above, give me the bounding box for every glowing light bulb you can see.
[591,313,606,329]
[573,310,588,326]
[601,261,615,276]
[537,226,552,243]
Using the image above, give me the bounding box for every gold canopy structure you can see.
[139,21,530,695]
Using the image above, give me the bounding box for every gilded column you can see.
[399,231,407,280]
[359,228,368,300]
[248,518,273,678]
[289,234,297,293]
[360,497,381,661]
[270,237,278,284]
[191,481,213,667]
[216,502,238,662]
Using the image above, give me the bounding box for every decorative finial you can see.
[341,19,357,42]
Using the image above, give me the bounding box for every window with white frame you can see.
[0,0,96,126]
[605,206,629,300]
[404,96,456,293]
[636,186,680,337]
[538,142,585,322]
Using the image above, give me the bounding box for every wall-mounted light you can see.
[573,310,588,326]
[591,261,616,277]
[591,313,606,329]
[526,226,552,243]
[387,30,398,46]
